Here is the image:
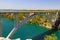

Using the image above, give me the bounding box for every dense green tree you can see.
[58,24,60,30]
[44,34,57,40]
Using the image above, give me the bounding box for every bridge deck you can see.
[0,10,60,12]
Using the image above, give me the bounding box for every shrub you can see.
[44,34,57,40]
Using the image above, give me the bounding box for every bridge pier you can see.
[7,12,19,38]
[14,13,18,28]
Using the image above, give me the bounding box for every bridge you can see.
[0,10,60,12]
[0,10,60,40]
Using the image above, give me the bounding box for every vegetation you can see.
[18,13,26,21]
[58,24,60,30]
[1,13,14,20]
[27,15,52,28]
[1,13,52,29]
[44,34,57,40]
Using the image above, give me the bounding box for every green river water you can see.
[1,18,60,40]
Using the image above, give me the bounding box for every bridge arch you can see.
[7,12,57,38]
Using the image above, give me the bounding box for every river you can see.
[1,18,60,40]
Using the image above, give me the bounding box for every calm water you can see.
[1,18,60,40]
